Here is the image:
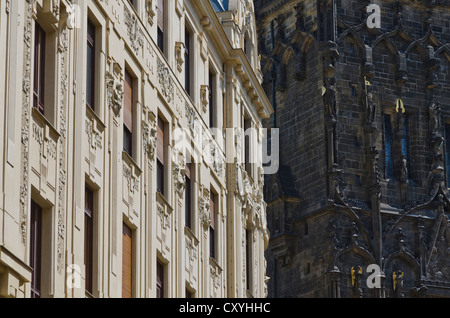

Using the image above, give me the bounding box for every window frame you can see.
[209,190,217,260]
[122,222,134,298]
[33,20,46,115]
[184,27,191,96]
[157,0,165,54]
[185,162,192,230]
[123,69,134,157]
[156,116,166,196]
[383,113,394,180]
[84,185,94,296]
[156,260,165,298]
[30,200,43,299]
[86,18,96,112]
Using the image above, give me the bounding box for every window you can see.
[384,114,394,179]
[446,124,450,187]
[129,0,137,10]
[244,118,252,177]
[33,21,46,115]
[122,223,133,298]
[157,260,165,298]
[84,186,94,295]
[157,0,165,53]
[30,200,43,299]
[123,70,134,156]
[246,229,251,291]
[400,115,410,178]
[185,28,191,96]
[209,70,214,128]
[157,116,165,196]
[86,19,96,111]
[270,20,275,51]
[209,191,217,259]
[185,162,192,229]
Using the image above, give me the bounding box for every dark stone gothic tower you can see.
[255,0,450,298]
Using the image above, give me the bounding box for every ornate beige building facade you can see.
[0,0,272,298]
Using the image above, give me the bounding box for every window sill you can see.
[31,107,60,140]
[122,151,142,176]
[184,226,199,245]
[209,256,222,274]
[86,104,106,131]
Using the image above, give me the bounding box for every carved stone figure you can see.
[323,78,337,122]
[400,155,408,184]
[366,91,376,125]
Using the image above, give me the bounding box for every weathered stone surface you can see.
[256,0,450,298]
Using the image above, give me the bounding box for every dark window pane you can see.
[123,126,133,156]
[157,160,164,195]
[33,21,46,115]
[401,116,410,177]
[84,186,94,295]
[86,20,96,110]
[30,200,42,299]
[185,174,191,229]
[157,261,164,298]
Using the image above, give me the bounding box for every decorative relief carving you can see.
[157,201,170,230]
[146,0,156,26]
[86,119,103,150]
[185,103,199,139]
[173,151,186,198]
[19,0,34,244]
[199,186,211,230]
[57,20,69,273]
[124,5,144,53]
[106,72,123,116]
[142,119,157,160]
[200,85,210,113]
[175,42,185,72]
[210,143,223,177]
[123,164,139,194]
[157,58,174,103]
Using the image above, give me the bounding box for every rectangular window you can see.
[185,163,192,229]
[209,70,214,128]
[185,28,191,96]
[30,200,43,299]
[122,223,133,298]
[157,0,165,53]
[270,20,275,51]
[157,261,165,298]
[400,115,411,178]
[384,114,394,179]
[123,70,133,156]
[445,124,450,187]
[246,229,251,291]
[244,118,252,177]
[157,116,165,196]
[84,186,94,295]
[209,191,216,259]
[33,21,46,115]
[86,19,96,111]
